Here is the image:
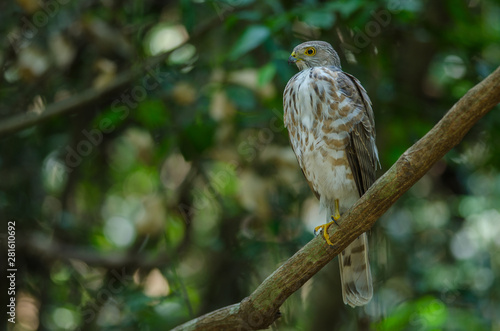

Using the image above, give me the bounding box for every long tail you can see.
[338,232,373,307]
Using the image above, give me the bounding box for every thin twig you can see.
[0,5,245,138]
[23,235,172,269]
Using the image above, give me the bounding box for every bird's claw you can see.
[314,220,337,246]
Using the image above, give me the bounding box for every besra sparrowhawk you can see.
[283,41,379,307]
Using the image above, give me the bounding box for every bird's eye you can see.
[305,47,316,56]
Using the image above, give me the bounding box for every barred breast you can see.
[283,67,364,212]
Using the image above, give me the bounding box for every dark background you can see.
[1,0,500,330]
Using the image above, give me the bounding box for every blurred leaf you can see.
[125,291,159,312]
[179,116,216,160]
[302,10,335,29]
[226,85,256,110]
[326,0,363,18]
[451,80,474,99]
[375,296,448,331]
[135,99,169,129]
[209,161,238,196]
[166,214,186,248]
[268,12,291,31]
[236,10,262,21]
[92,107,126,132]
[258,62,276,86]
[180,0,196,32]
[229,25,270,60]
[446,307,490,331]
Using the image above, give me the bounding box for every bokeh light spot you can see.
[147,24,188,55]
[104,216,136,247]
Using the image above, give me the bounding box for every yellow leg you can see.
[314,199,340,246]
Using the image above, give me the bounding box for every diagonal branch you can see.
[172,66,500,330]
[21,235,173,269]
[0,7,238,139]
[0,49,176,139]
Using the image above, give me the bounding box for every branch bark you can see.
[0,8,235,139]
[172,66,500,330]
[0,57,158,139]
[20,235,173,270]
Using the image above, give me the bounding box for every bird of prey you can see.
[283,40,379,307]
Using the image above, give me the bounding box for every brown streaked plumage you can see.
[283,40,379,307]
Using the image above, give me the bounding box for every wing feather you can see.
[336,71,379,196]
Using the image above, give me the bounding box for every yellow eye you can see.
[305,47,316,56]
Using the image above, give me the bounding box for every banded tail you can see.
[339,233,373,307]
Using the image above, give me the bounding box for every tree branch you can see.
[0,7,237,139]
[0,58,153,139]
[20,235,173,269]
[172,66,500,330]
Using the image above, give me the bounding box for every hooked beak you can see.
[288,52,298,65]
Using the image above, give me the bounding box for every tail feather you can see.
[339,233,373,307]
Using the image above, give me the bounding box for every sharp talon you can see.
[323,223,335,246]
[314,199,340,246]
[314,224,323,236]
[313,221,336,246]
[330,215,340,227]
[315,199,342,246]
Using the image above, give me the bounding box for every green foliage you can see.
[374,296,489,331]
[230,25,271,59]
[134,99,170,130]
[179,116,216,160]
[302,10,336,29]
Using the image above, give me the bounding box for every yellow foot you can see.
[314,199,341,246]
[314,220,337,246]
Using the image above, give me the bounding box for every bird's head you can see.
[288,41,341,71]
